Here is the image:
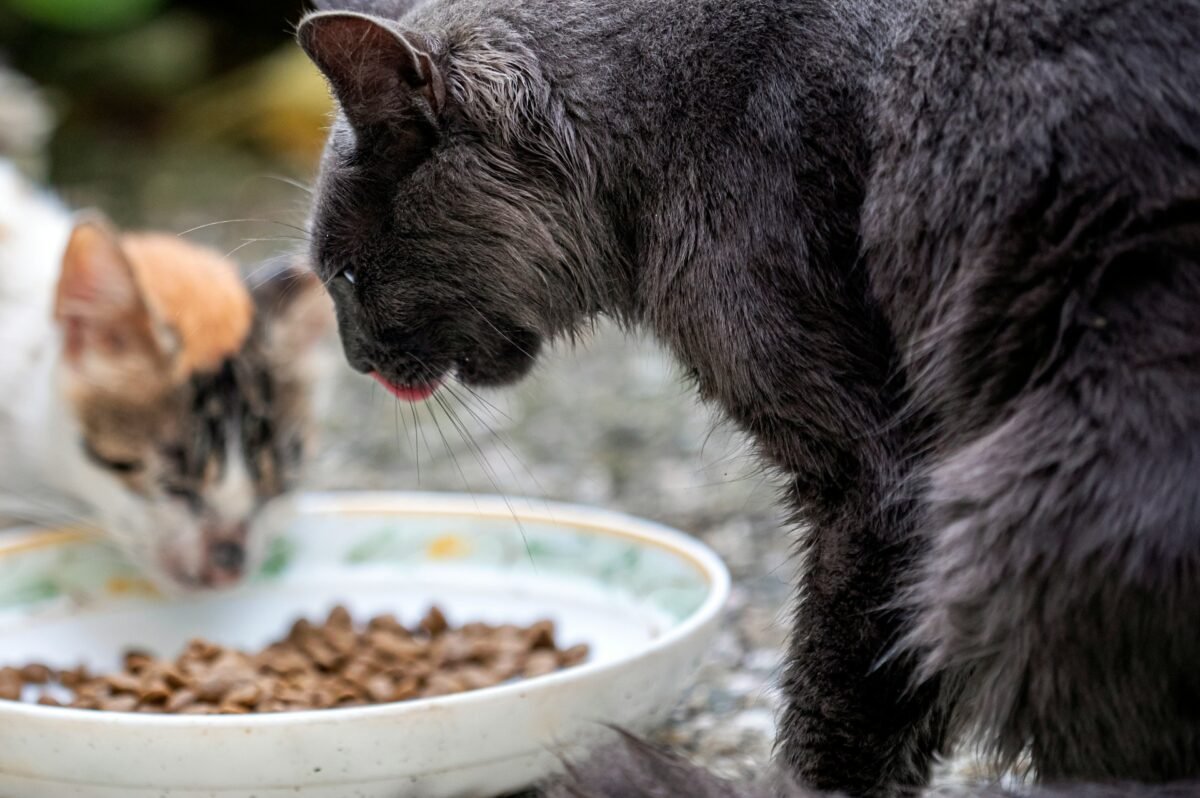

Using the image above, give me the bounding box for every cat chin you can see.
[99,524,211,594]
[369,344,541,397]
[455,358,536,388]
[96,508,275,595]
[453,330,544,389]
[140,544,256,595]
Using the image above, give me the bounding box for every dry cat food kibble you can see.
[0,606,589,714]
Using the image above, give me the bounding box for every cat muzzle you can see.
[200,525,249,588]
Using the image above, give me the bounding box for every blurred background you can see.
[0,0,326,224]
[0,0,793,779]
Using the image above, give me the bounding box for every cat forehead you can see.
[120,233,255,378]
[78,341,304,486]
[78,349,262,442]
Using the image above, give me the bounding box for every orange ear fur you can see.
[118,233,254,377]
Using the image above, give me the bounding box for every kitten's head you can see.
[297,4,611,400]
[54,219,332,592]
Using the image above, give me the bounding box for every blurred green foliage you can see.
[0,0,331,239]
[7,0,166,32]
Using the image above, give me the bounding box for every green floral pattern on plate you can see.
[0,539,147,614]
[0,500,712,623]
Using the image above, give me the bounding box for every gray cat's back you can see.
[859,0,1200,781]
[865,0,1200,427]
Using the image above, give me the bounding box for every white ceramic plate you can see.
[0,492,729,798]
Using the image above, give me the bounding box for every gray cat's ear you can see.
[310,0,423,16]
[298,11,444,130]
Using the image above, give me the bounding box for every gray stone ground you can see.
[304,325,793,781]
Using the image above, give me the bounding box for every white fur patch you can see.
[0,159,77,523]
[211,427,256,525]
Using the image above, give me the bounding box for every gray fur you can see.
[297,0,1200,795]
[545,736,1200,798]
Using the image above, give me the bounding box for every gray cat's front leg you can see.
[777,503,949,797]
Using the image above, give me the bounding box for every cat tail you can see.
[542,731,1200,798]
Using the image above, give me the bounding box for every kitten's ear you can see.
[54,217,174,375]
[251,262,334,363]
[298,11,444,130]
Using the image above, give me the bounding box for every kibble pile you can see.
[0,605,589,714]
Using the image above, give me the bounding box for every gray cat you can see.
[295,0,1200,795]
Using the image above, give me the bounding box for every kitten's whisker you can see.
[0,494,104,534]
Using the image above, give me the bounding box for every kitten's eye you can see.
[340,268,356,286]
[163,484,202,511]
[81,439,143,474]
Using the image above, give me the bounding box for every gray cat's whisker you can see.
[410,399,424,486]
[223,236,310,261]
[405,359,473,489]
[392,398,407,471]
[461,298,539,361]
[421,395,480,513]
[251,174,315,196]
[412,351,522,514]
[176,218,309,237]
[441,380,550,503]
[447,376,513,423]
[432,390,535,568]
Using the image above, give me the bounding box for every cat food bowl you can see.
[0,492,729,798]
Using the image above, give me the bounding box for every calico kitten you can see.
[0,160,331,591]
[296,0,1200,795]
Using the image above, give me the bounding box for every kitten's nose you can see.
[210,540,245,572]
[202,525,248,588]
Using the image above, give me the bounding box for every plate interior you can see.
[0,495,715,684]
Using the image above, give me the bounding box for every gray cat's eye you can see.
[341,268,356,285]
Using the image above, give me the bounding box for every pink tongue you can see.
[371,372,441,402]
